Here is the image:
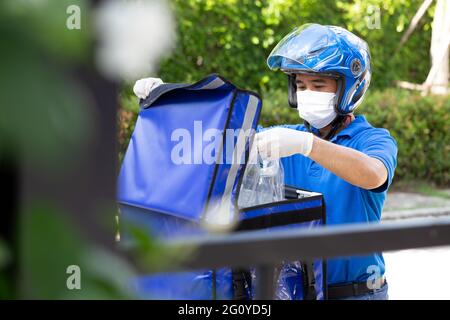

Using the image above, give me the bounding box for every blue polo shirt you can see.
[275,115,398,285]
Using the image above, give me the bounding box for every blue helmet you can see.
[267,23,371,114]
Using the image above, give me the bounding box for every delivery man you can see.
[133,23,398,300]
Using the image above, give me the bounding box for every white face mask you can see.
[296,90,337,129]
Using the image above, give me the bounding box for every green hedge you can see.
[151,0,434,94]
[361,89,449,186]
[118,1,446,188]
[260,88,450,186]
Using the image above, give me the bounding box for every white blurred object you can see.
[95,0,175,81]
[133,77,164,99]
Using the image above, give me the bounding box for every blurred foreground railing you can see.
[161,216,450,299]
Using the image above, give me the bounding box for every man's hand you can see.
[133,77,163,99]
[255,127,314,160]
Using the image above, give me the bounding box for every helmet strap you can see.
[304,114,350,141]
[287,74,298,108]
[323,115,346,141]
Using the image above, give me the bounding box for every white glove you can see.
[133,77,164,99]
[256,127,314,160]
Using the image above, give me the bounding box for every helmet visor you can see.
[267,24,338,71]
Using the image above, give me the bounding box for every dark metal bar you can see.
[161,217,450,272]
[255,265,276,300]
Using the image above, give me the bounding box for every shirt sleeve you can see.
[359,128,398,193]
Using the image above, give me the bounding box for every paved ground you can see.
[383,191,450,220]
[380,190,450,299]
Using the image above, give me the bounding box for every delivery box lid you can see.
[117,74,262,222]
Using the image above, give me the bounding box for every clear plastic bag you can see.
[238,152,285,208]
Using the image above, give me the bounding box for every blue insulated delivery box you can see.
[117,74,326,300]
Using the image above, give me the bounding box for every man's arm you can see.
[256,127,388,190]
[309,136,387,190]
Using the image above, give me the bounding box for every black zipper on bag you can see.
[236,206,323,231]
[239,194,324,212]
